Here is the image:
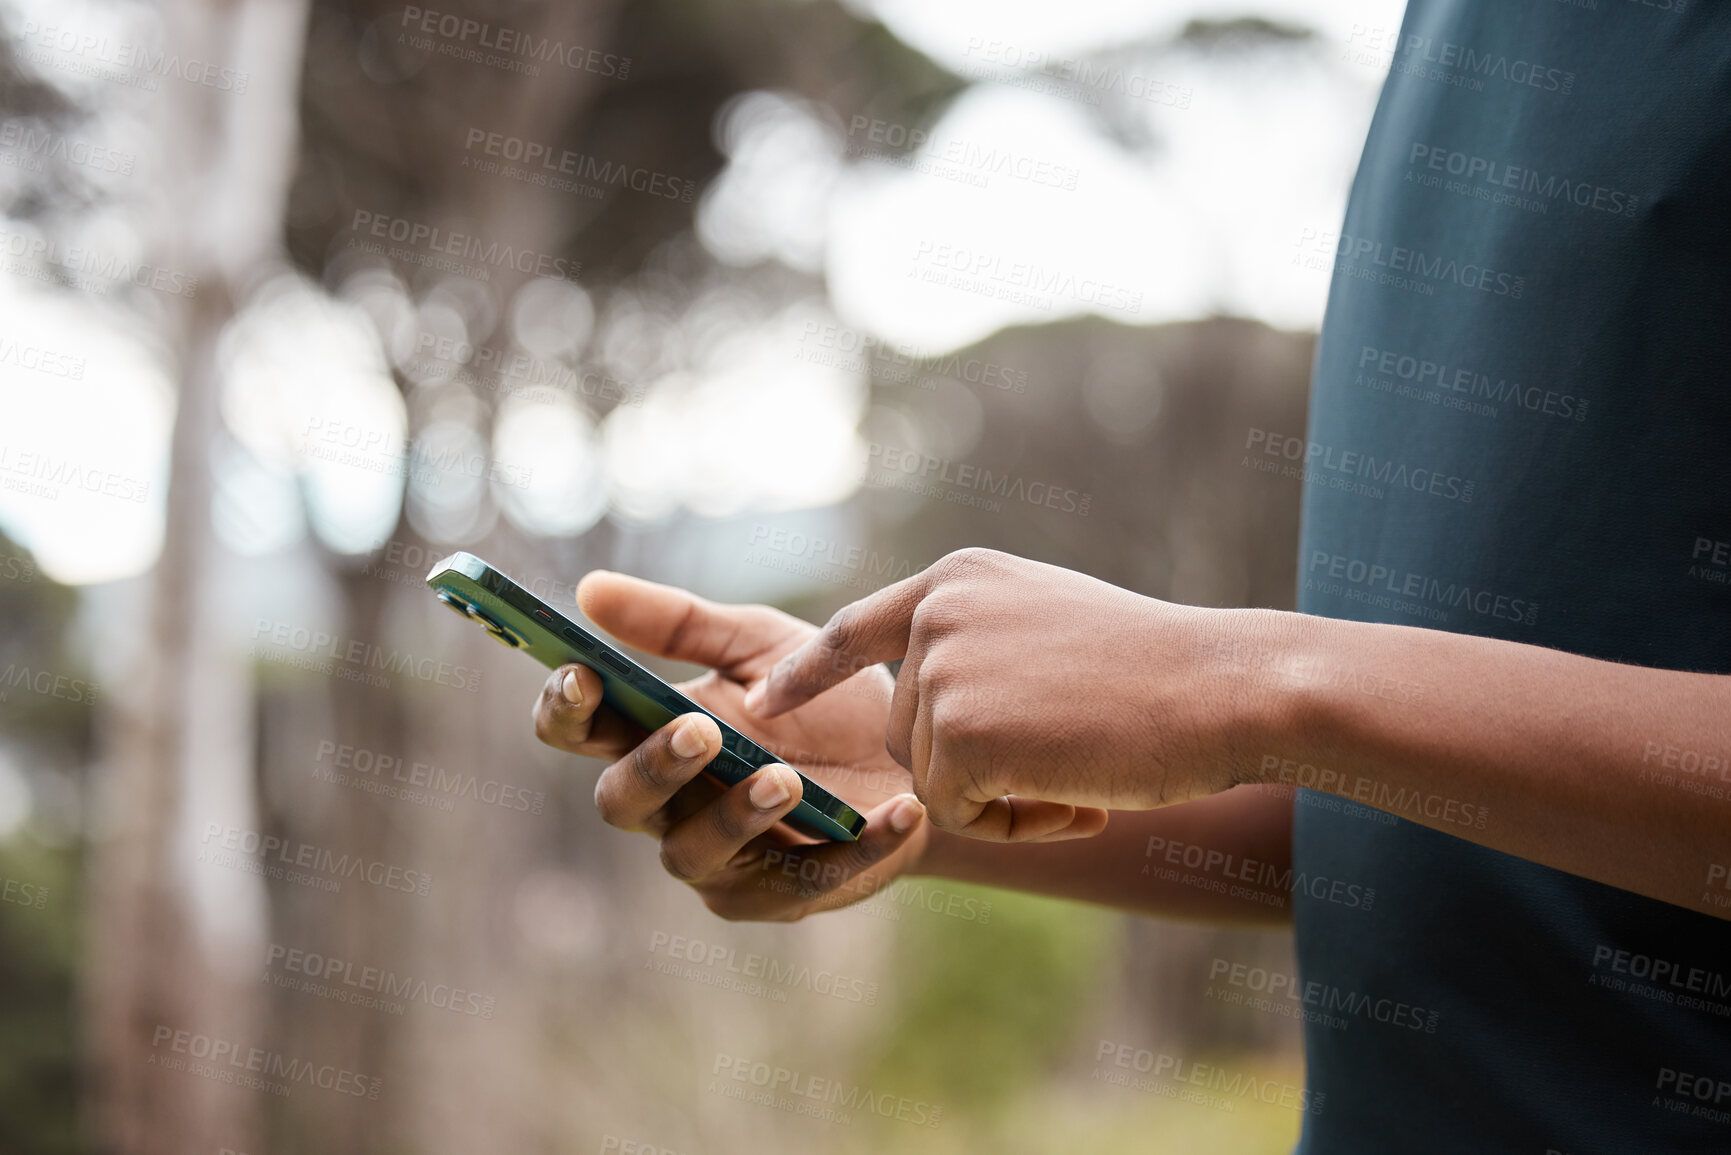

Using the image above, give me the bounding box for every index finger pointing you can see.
[746,570,932,718]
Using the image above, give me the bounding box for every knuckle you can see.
[709,797,753,846]
[910,594,965,643]
[929,696,981,745]
[630,739,674,792]
[885,727,912,768]
[914,650,945,698]
[932,546,992,579]
[814,610,865,675]
[658,842,703,883]
[591,777,623,828]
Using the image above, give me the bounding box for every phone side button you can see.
[560,626,595,651]
[597,649,632,677]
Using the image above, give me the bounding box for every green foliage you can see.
[0,837,90,1155]
[0,535,90,750]
[0,534,94,1153]
[862,881,1118,1122]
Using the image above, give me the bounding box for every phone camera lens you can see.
[436,591,475,619]
[467,605,527,649]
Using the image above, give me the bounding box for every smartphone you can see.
[425,551,865,841]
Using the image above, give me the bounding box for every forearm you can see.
[911,785,1296,925]
[1247,611,1731,919]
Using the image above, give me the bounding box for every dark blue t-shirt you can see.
[1294,1,1731,1150]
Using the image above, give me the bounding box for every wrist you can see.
[1201,606,1329,789]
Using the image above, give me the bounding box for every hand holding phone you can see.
[428,555,929,918]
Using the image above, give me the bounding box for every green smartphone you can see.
[426,551,865,841]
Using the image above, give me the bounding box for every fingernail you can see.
[671,717,708,759]
[743,681,766,714]
[888,794,924,834]
[561,670,583,706]
[749,766,792,810]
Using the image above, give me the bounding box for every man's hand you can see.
[747,548,1274,841]
[531,571,929,921]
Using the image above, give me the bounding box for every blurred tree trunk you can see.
[83,1,311,1151]
[268,3,626,1150]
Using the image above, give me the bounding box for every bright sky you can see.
[0,0,1407,585]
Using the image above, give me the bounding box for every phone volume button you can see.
[597,649,632,677]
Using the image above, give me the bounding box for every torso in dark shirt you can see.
[1294,1,1731,1149]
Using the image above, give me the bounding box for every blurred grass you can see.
[862,882,1114,1111]
[854,882,1301,1154]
